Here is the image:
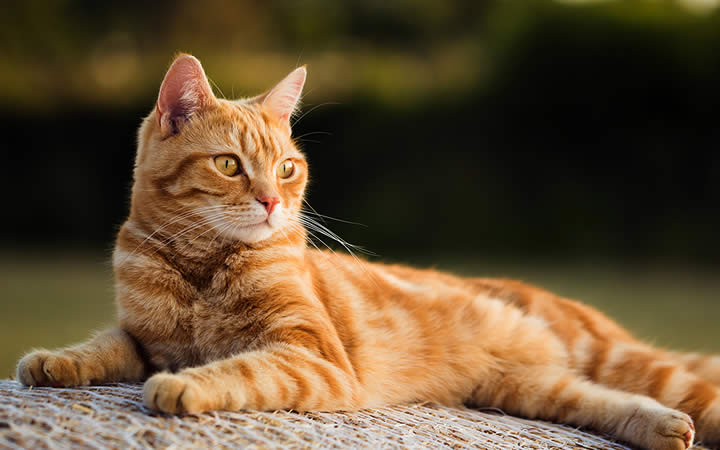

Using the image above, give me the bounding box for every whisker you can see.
[302,200,328,226]
[300,209,367,226]
[291,102,340,128]
[195,217,240,256]
[210,218,239,251]
[147,213,230,259]
[292,219,339,256]
[289,215,379,287]
[208,76,226,100]
[174,215,232,255]
[158,212,228,246]
[296,215,376,257]
[294,131,333,141]
[120,205,229,263]
[287,221,322,252]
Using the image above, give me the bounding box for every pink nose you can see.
[257,196,280,215]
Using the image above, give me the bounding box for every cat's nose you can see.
[257,196,280,215]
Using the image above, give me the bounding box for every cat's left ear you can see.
[259,66,306,131]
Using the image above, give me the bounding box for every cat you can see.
[15,54,720,450]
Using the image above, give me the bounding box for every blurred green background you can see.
[1,0,719,378]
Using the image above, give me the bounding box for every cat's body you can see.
[16,55,720,449]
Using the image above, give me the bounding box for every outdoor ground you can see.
[0,380,632,449]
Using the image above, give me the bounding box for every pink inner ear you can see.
[157,55,214,134]
[263,66,307,124]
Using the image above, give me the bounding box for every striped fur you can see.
[15,55,718,449]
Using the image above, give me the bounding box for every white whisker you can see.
[120,205,229,264]
[300,209,367,226]
[289,214,379,287]
[291,102,340,128]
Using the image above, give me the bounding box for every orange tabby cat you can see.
[16,54,720,449]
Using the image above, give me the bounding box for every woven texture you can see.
[0,379,630,449]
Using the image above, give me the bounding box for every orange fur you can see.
[15,54,719,449]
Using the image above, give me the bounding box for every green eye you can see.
[215,155,240,176]
[277,159,294,179]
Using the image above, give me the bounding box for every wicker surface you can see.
[0,379,631,449]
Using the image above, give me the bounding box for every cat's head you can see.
[130,54,308,248]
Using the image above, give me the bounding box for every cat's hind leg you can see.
[469,364,694,450]
[16,327,147,387]
[669,351,720,386]
[586,342,720,446]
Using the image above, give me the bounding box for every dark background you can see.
[1,0,719,377]
[3,0,719,263]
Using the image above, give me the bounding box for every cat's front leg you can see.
[143,340,360,414]
[16,327,147,387]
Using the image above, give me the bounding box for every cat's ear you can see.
[259,66,306,129]
[156,54,215,137]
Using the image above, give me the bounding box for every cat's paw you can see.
[635,408,694,450]
[143,373,207,414]
[16,350,85,387]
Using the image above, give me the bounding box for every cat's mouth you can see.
[226,213,273,228]
[235,219,271,230]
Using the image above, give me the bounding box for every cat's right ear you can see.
[156,54,215,137]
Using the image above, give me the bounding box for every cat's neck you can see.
[123,216,308,280]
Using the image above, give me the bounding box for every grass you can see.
[0,252,115,379]
[1,252,718,378]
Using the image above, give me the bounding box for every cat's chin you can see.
[222,221,275,244]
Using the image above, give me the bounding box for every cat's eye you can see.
[277,159,295,179]
[214,155,240,176]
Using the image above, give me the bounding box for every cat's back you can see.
[306,249,556,309]
[306,250,635,348]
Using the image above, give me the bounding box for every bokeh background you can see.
[1,0,719,378]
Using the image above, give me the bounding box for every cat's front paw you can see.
[16,350,85,387]
[633,408,695,450]
[143,373,207,414]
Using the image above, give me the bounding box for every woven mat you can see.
[0,379,630,449]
